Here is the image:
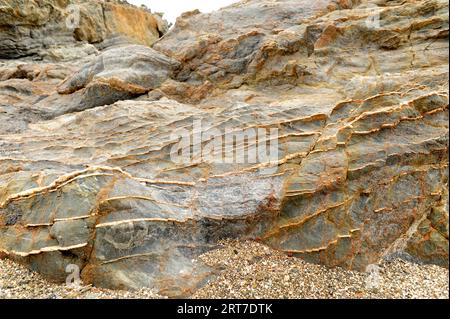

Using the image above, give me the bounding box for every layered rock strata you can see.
[0,0,168,60]
[0,0,448,297]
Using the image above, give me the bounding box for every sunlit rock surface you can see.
[0,0,448,297]
[0,0,168,59]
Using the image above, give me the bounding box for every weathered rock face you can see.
[0,0,168,60]
[51,44,181,115]
[0,0,448,297]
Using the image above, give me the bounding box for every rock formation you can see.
[0,0,168,60]
[0,0,448,297]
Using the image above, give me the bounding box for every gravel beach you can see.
[0,240,448,299]
[193,240,449,299]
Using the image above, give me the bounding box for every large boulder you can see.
[43,44,181,116]
[0,0,448,297]
[0,0,172,132]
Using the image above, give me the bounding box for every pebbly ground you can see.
[0,240,448,299]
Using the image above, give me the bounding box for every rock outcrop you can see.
[0,0,448,297]
[0,0,168,60]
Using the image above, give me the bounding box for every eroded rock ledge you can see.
[0,0,448,297]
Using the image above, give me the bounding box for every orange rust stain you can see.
[105,3,160,46]
[314,25,342,49]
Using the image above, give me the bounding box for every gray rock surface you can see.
[36,45,181,115]
[0,0,448,297]
[0,0,168,60]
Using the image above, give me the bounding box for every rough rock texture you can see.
[52,45,181,114]
[0,0,448,297]
[0,0,168,60]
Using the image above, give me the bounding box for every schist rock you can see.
[0,0,168,59]
[0,0,448,297]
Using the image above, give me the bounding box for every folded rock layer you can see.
[0,0,448,297]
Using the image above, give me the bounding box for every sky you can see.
[128,0,239,24]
